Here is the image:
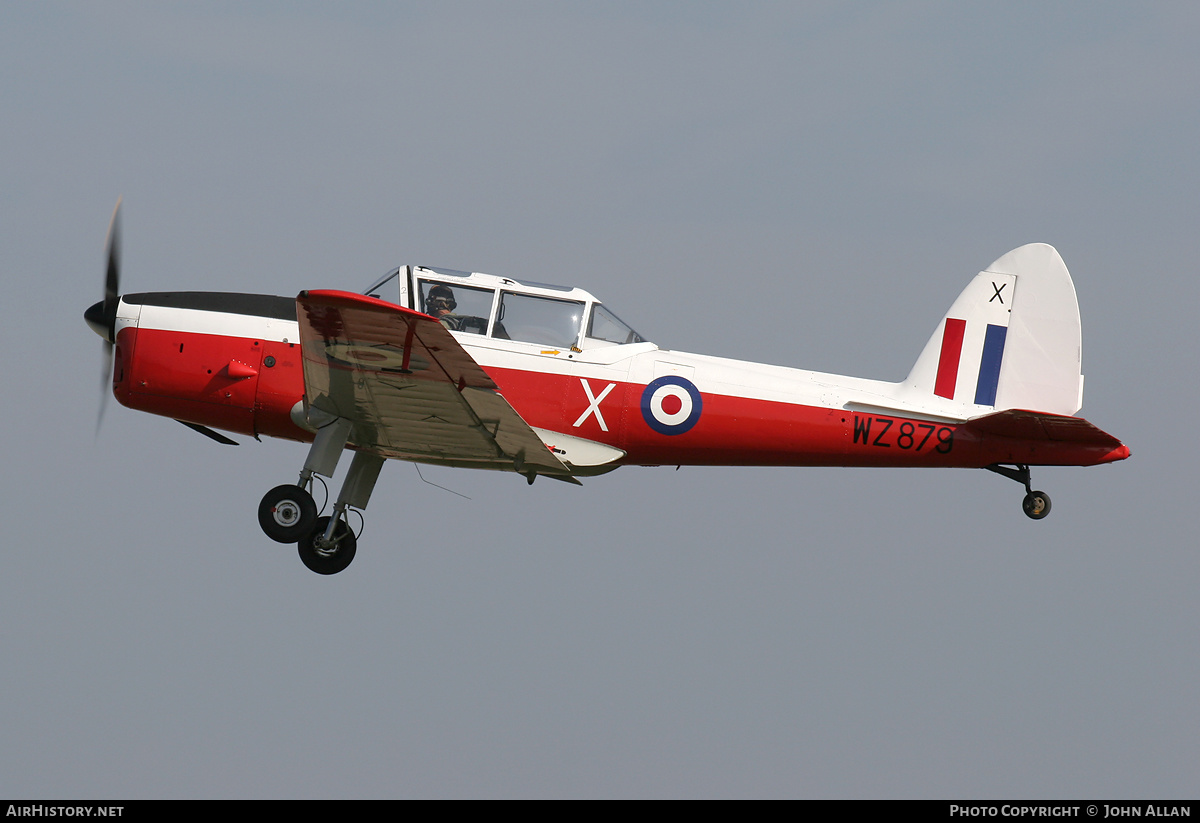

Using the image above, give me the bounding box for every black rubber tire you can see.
[1022,490,1052,520]
[297,516,357,575]
[258,485,318,543]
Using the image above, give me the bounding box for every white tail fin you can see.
[898,244,1083,417]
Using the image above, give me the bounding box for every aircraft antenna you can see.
[413,464,471,500]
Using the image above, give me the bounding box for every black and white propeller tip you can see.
[88,198,122,431]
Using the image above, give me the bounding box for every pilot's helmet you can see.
[427,284,457,314]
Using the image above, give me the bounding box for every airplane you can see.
[85,202,1129,574]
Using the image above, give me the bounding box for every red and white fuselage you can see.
[103,249,1129,476]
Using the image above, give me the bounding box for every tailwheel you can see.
[1022,490,1052,520]
[986,464,1054,521]
[297,515,357,575]
[258,484,317,543]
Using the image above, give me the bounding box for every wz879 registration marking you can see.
[852,414,955,453]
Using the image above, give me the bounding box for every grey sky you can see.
[2,2,1196,798]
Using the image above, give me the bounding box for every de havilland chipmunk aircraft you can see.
[85,203,1129,574]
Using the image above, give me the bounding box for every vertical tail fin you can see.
[899,244,1083,417]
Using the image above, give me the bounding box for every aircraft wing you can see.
[295,290,573,477]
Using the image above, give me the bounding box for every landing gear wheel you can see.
[1022,490,1052,520]
[297,515,357,575]
[258,484,317,543]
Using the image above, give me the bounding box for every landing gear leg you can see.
[985,463,1052,520]
[259,415,351,546]
[294,416,354,502]
[259,410,387,573]
[297,450,385,575]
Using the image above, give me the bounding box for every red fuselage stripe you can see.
[115,325,1127,470]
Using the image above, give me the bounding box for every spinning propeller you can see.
[84,198,122,428]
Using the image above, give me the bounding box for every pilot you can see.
[426,284,465,331]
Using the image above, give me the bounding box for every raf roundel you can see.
[323,342,428,372]
[641,375,703,435]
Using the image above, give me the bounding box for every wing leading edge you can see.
[295,290,573,478]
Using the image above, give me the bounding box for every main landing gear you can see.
[257,414,384,574]
[986,464,1052,520]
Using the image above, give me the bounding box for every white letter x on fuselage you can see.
[573,379,616,432]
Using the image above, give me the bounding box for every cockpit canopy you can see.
[363,265,646,351]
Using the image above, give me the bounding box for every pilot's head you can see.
[427,284,457,317]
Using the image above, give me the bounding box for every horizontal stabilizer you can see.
[963,409,1129,464]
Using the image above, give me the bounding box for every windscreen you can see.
[586,304,645,345]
